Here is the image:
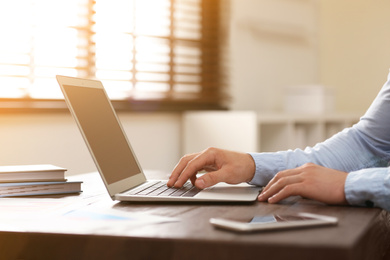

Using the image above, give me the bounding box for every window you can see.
[0,0,228,111]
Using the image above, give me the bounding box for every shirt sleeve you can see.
[248,126,389,186]
[345,167,390,210]
[248,70,390,211]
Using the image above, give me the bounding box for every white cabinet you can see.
[258,113,361,152]
[182,111,258,154]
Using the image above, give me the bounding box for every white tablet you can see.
[210,212,338,232]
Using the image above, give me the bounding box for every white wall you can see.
[228,0,390,113]
[318,0,390,113]
[229,0,319,112]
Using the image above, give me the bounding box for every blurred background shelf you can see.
[258,113,361,152]
[182,111,361,154]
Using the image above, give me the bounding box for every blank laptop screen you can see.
[63,85,141,184]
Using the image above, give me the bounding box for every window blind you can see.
[0,0,227,110]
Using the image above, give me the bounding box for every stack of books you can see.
[0,164,82,197]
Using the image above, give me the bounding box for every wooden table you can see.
[1,171,389,260]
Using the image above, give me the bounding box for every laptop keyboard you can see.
[127,181,201,197]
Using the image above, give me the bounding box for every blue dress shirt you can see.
[249,70,390,211]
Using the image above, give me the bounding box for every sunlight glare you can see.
[0,0,203,99]
[0,0,88,98]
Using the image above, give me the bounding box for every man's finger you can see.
[167,153,198,187]
[194,169,225,189]
[173,149,218,187]
[261,167,301,194]
[258,174,303,202]
[267,183,301,204]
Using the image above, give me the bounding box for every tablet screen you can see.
[250,214,316,224]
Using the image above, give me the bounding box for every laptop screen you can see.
[63,85,141,185]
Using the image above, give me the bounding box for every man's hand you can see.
[167,147,256,189]
[258,163,349,205]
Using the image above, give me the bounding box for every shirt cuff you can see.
[345,167,390,210]
[247,152,285,186]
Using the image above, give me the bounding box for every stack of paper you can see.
[0,164,82,197]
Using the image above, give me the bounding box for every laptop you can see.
[56,75,262,202]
